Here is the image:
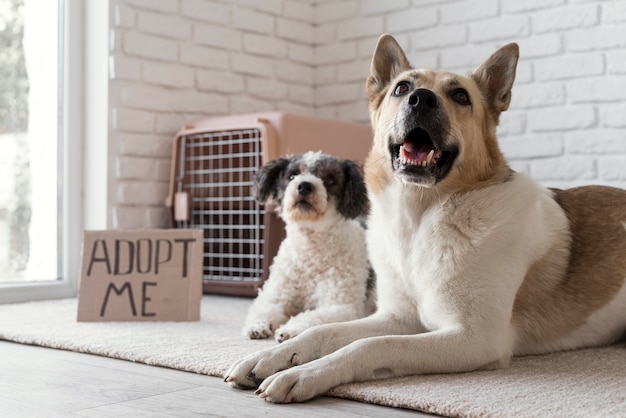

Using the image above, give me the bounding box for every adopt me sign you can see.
[77,229,203,322]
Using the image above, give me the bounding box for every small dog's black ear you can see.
[254,157,289,204]
[338,160,368,219]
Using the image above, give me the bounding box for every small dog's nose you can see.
[408,88,438,109]
[297,181,314,196]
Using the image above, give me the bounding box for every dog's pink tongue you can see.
[402,141,431,162]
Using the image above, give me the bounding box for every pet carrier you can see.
[165,112,372,296]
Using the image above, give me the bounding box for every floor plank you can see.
[0,341,432,417]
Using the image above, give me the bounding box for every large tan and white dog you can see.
[225,34,626,403]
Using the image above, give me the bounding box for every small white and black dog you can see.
[242,151,375,343]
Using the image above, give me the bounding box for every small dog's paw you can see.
[275,330,290,343]
[243,321,273,340]
[275,324,302,343]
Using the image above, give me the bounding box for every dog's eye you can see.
[451,88,471,106]
[324,175,336,186]
[288,170,300,181]
[393,81,411,96]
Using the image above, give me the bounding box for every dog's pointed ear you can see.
[339,160,369,219]
[254,157,289,204]
[367,34,412,101]
[471,43,519,114]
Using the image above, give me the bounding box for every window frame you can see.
[0,0,83,304]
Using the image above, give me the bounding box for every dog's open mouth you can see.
[294,199,316,211]
[391,128,457,185]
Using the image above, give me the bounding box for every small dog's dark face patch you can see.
[254,151,368,223]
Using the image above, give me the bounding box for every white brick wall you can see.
[107,0,626,229]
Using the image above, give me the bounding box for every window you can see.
[0,0,81,303]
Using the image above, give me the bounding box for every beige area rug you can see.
[0,295,624,418]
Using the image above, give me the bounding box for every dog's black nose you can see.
[297,181,314,195]
[408,88,438,109]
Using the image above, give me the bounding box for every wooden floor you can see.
[0,340,432,417]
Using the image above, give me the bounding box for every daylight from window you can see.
[0,0,59,283]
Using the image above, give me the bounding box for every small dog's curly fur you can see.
[242,151,375,343]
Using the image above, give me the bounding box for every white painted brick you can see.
[277,101,316,117]
[117,181,169,206]
[276,18,314,44]
[288,43,315,65]
[116,156,156,180]
[233,7,275,35]
[566,25,626,52]
[607,50,626,74]
[118,133,172,158]
[337,100,369,123]
[109,56,141,81]
[276,62,313,85]
[288,84,315,106]
[121,84,173,112]
[315,82,361,106]
[600,158,626,181]
[566,129,626,154]
[567,77,626,104]
[181,0,230,25]
[113,108,155,133]
[510,83,566,109]
[155,159,171,182]
[143,62,195,88]
[123,32,178,62]
[314,24,336,45]
[246,77,289,101]
[516,33,563,59]
[509,161,530,175]
[441,0,499,24]
[238,0,282,15]
[500,133,564,160]
[514,61,533,85]
[412,0,455,5]
[530,157,596,181]
[197,70,245,94]
[314,65,336,85]
[114,4,135,28]
[171,91,229,113]
[535,53,604,81]
[337,58,371,83]
[137,11,191,40]
[411,26,467,51]
[315,41,357,65]
[283,0,315,23]
[314,106,337,120]
[497,111,526,136]
[502,0,565,13]
[194,24,242,51]
[361,0,410,15]
[276,61,314,84]
[125,0,178,14]
[532,4,599,34]
[230,95,276,114]
[112,206,148,229]
[232,53,275,77]
[243,34,287,58]
[315,0,358,24]
[469,15,530,43]
[528,106,596,132]
[337,16,384,41]
[385,7,438,32]
[599,103,626,128]
[155,114,185,135]
[601,1,626,23]
[180,44,230,71]
[147,207,169,228]
[440,43,500,70]
[405,49,439,71]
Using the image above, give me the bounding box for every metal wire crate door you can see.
[174,128,265,291]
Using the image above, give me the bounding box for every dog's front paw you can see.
[255,363,332,403]
[225,345,302,390]
[275,324,304,343]
[243,321,273,340]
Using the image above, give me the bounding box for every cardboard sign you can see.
[77,229,204,322]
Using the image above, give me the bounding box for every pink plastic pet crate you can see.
[165,112,372,297]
